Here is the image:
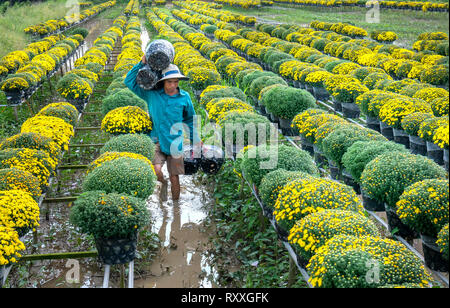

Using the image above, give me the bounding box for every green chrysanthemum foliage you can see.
[360,151,447,207]
[101,88,148,116]
[307,235,432,288]
[100,133,156,161]
[258,169,317,211]
[240,144,319,187]
[70,190,151,239]
[82,157,157,200]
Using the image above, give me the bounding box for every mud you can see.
[134,165,219,288]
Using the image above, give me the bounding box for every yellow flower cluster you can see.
[207,97,254,122]
[297,112,346,143]
[273,177,363,233]
[396,179,448,237]
[21,115,74,152]
[307,235,432,288]
[0,226,26,265]
[0,168,42,201]
[24,1,116,35]
[378,97,432,129]
[0,190,40,236]
[288,209,380,261]
[432,123,449,149]
[101,106,152,135]
[87,151,154,175]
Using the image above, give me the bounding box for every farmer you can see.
[124,55,202,202]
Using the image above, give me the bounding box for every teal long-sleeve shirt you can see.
[124,61,201,156]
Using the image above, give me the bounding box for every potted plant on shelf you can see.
[396,179,449,272]
[101,106,153,136]
[306,235,433,288]
[433,123,449,171]
[360,151,447,239]
[288,209,380,266]
[262,85,316,135]
[331,81,369,118]
[418,116,448,165]
[321,124,387,181]
[401,112,434,156]
[342,140,408,211]
[69,190,151,265]
[258,169,316,216]
[82,157,157,200]
[0,190,40,238]
[273,177,363,241]
[378,97,432,149]
[0,76,29,105]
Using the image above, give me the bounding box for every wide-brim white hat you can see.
[157,64,189,83]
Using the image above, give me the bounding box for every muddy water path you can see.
[135,166,219,288]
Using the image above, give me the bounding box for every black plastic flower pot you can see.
[384,204,419,240]
[200,145,224,175]
[341,102,361,119]
[95,233,137,265]
[332,99,342,112]
[392,128,410,149]
[421,234,449,272]
[136,65,160,90]
[426,141,444,166]
[145,39,175,71]
[409,135,427,156]
[313,145,327,167]
[361,190,385,212]
[380,121,394,141]
[299,136,314,156]
[341,169,361,194]
[312,86,330,102]
[365,116,381,133]
[444,149,448,172]
[328,160,341,180]
[279,118,296,136]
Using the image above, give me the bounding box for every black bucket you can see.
[183,145,201,175]
[200,145,224,175]
[95,233,137,265]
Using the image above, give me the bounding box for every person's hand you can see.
[141,54,146,64]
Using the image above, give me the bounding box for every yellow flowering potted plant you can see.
[306,235,433,288]
[436,223,449,262]
[0,226,26,284]
[101,106,153,136]
[401,112,434,156]
[0,190,40,238]
[273,177,363,240]
[418,116,448,165]
[288,209,380,266]
[396,179,449,271]
[360,151,447,238]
